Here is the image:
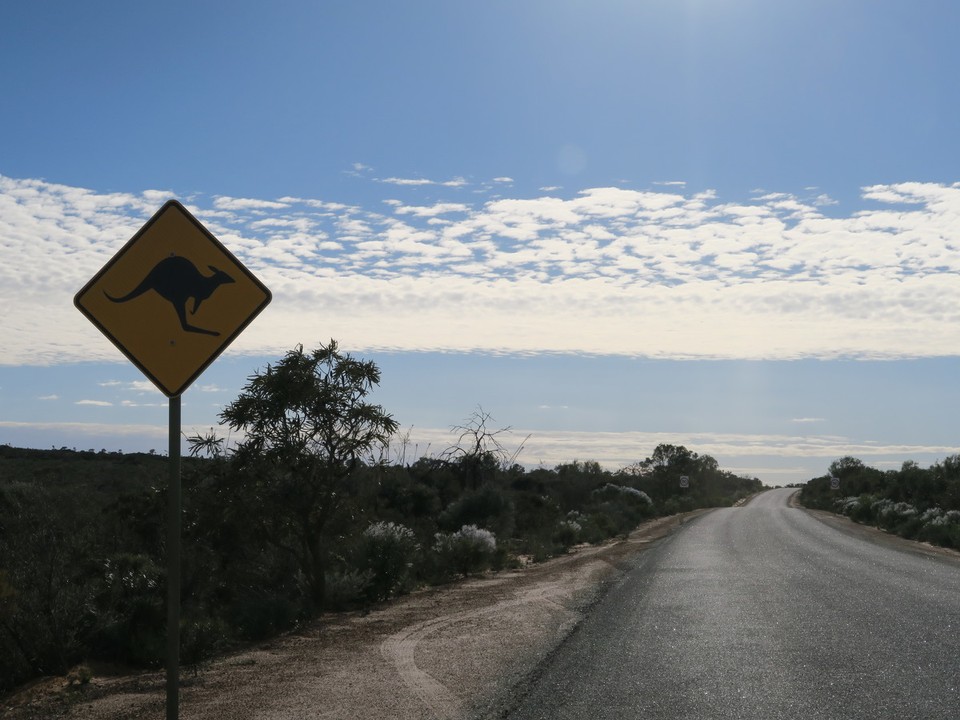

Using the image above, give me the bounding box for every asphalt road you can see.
[503,488,960,719]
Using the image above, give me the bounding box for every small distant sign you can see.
[75,201,271,397]
[679,475,689,488]
[830,476,840,490]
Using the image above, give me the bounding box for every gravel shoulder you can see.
[1,512,707,720]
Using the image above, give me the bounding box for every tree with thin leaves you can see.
[189,340,398,609]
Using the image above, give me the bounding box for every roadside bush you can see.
[590,483,655,536]
[577,510,620,544]
[433,525,497,579]
[358,521,419,602]
[592,483,653,507]
[835,494,878,524]
[0,486,99,686]
[831,484,960,550]
[88,553,166,666]
[323,569,374,612]
[512,491,562,536]
[553,518,582,551]
[180,615,232,666]
[227,590,303,641]
[438,486,514,538]
[873,499,918,531]
[915,508,960,549]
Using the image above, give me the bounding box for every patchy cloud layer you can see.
[4,174,960,365]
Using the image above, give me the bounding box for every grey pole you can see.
[167,395,182,719]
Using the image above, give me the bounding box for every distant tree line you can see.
[0,340,762,695]
[799,455,960,548]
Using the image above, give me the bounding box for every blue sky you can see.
[3,1,960,484]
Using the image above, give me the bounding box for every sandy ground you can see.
[0,512,707,720]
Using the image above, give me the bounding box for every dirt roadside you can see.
[1,511,708,720]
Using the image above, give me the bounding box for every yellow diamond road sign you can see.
[75,200,272,397]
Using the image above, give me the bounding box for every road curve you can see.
[502,488,960,720]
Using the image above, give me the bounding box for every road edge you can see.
[472,508,711,720]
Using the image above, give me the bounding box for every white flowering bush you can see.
[592,483,653,505]
[562,518,583,534]
[927,509,960,526]
[835,492,960,546]
[553,518,582,549]
[802,459,960,550]
[870,499,919,530]
[364,520,417,544]
[920,507,944,523]
[836,496,861,515]
[917,508,960,546]
[587,483,656,538]
[433,524,497,578]
[359,521,419,601]
[833,493,881,523]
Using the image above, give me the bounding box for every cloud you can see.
[0,420,166,439]
[38,394,59,401]
[120,400,166,408]
[75,400,112,407]
[792,417,826,424]
[212,197,290,211]
[378,176,469,188]
[391,202,471,218]
[97,380,157,392]
[7,175,960,364]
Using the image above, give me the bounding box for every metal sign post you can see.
[167,396,182,720]
[75,200,271,719]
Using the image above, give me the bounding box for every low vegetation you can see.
[799,456,960,549]
[0,340,762,695]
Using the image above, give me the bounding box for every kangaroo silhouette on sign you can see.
[105,255,235,336]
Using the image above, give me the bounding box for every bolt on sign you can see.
[75,200,272,397]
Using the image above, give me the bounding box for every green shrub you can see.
[181,615,232,666]
[553,518,582,550]
[323,569,374,612]
[227,592,302,641]
[88,553,166,666]
[433,525,497,579]
[916,509,960,549]
[439,486,514,538]
[578,511,619,544]
[358,521,419,602]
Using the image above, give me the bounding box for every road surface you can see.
[503,488,960,719]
